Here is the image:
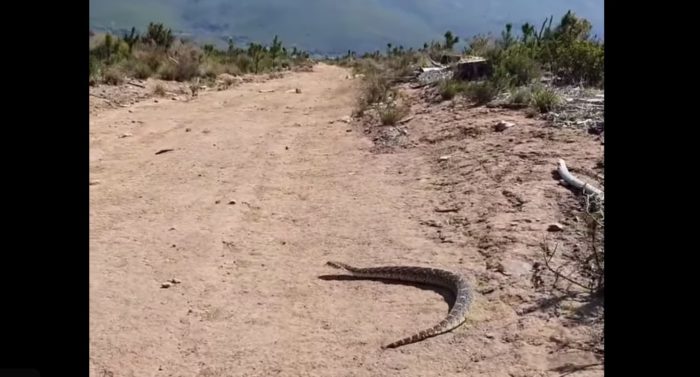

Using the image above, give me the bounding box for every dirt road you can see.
[90,64,603,376]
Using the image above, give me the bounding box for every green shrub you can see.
[509,87,532,105]
[531,87,560,113]
[379,103,409,125]
[466,81,498,104]
[102,66,124,85]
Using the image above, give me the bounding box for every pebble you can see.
[547,223,565,232]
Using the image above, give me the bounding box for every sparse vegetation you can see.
[438,79,467,100]
[332,10,601,121]
[535,190,604,298]
[89,22,312,86]
[153,84,166,96]
[509,87,532,106]
[378,102,409,125]
[102,66,124,86]
[531,86,560,113]
[466,81,498,105]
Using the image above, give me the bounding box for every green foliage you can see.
[158,47,202,82]
[466,81,498,105]
[90,34,130,64]
[438,79,467,100]
[102,66,124,85]
[443,31,459,50]
[474,10,604,88]
[143,22,174,49]
[379,102,408,125]
[88,21,312,86]
[123,27,140,54]
[531,86,560,113]
[120,59,152,79]
[509,87,532,106]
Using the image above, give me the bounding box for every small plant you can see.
[102,67,124,85]
[466,81,498,105]
[189,79,200,97]
[143,22,174,49]
[158,51,200,82]
[120,59,152,80]
[353,96,370,117]
[509,87,532,106]
[379,102,408,126]
[443,30,460,50]
[363,73,392,105]
[531,87,560,113]
[438,79,464,100]
[153,84,166,96]
[222,75,237,88]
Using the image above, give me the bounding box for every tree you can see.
[143,22,174,49]
[123,27,140,54]
[500,23,515,49]
[443,31,459,50]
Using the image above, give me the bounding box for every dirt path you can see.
[90,64,603,377]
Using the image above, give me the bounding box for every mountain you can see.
[89,0,604,54]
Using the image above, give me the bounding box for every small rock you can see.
[228,200,236,205]
[346,129,352,132]
[285,146,289,150]
[438,155,451,161]
[161,282,172,289]
[215,200,221,204]
[485,333,495,339]
[185,128,191,132]
[295,88,302,94]
[169,278,181,284]
[171,97,178,101]
[339,116,352,124]
[547,223,565,232]
[498,259,532,277]
[89,180,101,186]
[154,99,159,103]
[328,120,335,124]
[119,132,133,138]
[494,120,515,132]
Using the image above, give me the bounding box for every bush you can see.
[531,87,560,113]
[234,54,254,73]
[466,81,498,105]
[362,73,392,105]
[509,87,532,105]
[153,84,166,96]
[143,22,174,49]
[102,67,124,85]
[500,47,542,86]
[120,59,152,80]
[89,56,101,84]
[200,60,225,79]
[379,103,409,125]
[158,46,201,82]
[438,79,467,100]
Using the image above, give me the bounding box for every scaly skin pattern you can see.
[325,261,473,348]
